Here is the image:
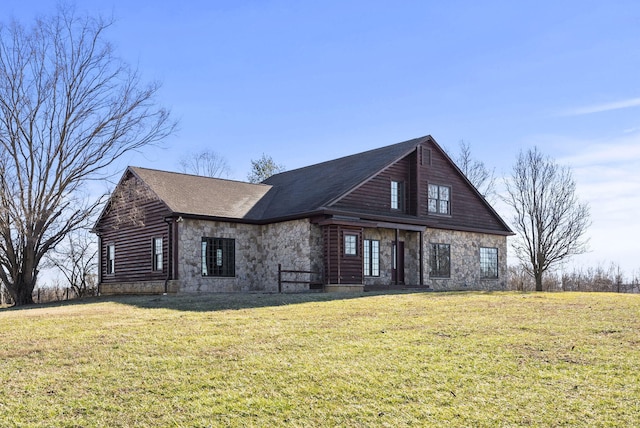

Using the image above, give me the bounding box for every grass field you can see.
[1,291,639,427]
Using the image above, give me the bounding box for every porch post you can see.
[172,218,180,281]
[395,228,399,286]
[337,226,341,284]
[419,229,424,286]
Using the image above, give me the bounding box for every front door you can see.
[392,241,405,284]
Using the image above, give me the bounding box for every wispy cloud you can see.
[560,141,640,167]
[559,137,640,273]
[559,97,640,116]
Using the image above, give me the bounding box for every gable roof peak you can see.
[258,135,433,218]
[265,135,432,182]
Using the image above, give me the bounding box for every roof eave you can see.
[163,207,514,236]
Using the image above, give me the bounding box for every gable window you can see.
[430,243,450,278]
[428,184,450,215]
[391,181,404,211]
[106,244,115,275]
[480,247,498,279]
[152,237,163,271]
[363,239,380,276]
[344,234,357,256]
[202,237,235,277]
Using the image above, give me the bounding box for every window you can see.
[202,237,235,277]
[152,237,163,271]
[428,184,450,215]
[480,247,498,279]
[430,243,450,277]
[106,244,115,274]
[364,239,380,276]
[344,234,357,255]
[391,181,404,211]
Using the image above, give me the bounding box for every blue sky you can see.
[5,1,640,277]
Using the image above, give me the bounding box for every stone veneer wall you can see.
[177,218,320,293]
[173,218,505,293]
[260,220,324,293]
[361,227,507,291]
[425,229,508,291]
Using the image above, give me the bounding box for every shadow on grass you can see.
[1,289,439,313]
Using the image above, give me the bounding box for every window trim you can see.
[480,247,499,279]
[390,180,405,211]
[106,244,115,275]
[429,243,451,278]
[201,237,236,277]
[152,237,163,272]
[428,183,451,215]
[344,234,357,256]
[363,239,380,277]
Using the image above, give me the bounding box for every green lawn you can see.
[1,291,639,427]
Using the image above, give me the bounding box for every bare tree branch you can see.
[178,150,231,178]
[0,7,176,305]
[46,229,98,298]
[503,147,590,291]
[450,140,497,203]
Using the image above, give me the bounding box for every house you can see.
[93,135,513,294]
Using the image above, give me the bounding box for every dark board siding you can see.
[95,174,172,284]
[331,141,507,233]
[334,155,415,215]
[323,225,363,284]
[420,140,506,232]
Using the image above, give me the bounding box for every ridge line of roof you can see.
[129,165,271,187]
[264,135,432,181]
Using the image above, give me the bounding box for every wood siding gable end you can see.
[324,144,420,211]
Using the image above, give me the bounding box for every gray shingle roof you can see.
[260,136,429,218]
[127,135,429,221]
[129,167,273,220]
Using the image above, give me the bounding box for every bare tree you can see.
[451,140,497,202]
[504,147,590,291]
[46,229,98,298]
[0,7,175,305]
[247,153,285,183]
[0,280,9,306]
[178,150,231,178]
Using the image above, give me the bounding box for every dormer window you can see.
[391,180,405,211]
[428,184,450,215]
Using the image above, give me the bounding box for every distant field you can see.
[1,291,639,427]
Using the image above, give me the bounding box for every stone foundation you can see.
[325,284,364,293]
[99,280,180,295]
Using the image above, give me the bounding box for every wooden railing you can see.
[277,264,323,293]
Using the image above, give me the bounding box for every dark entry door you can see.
[392,241,405,284]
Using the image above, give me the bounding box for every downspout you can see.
[163,217,173,295]
[395,228,399,286]
[97,233,102,296]
[419,229,424,286]
[337,226,341,284]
